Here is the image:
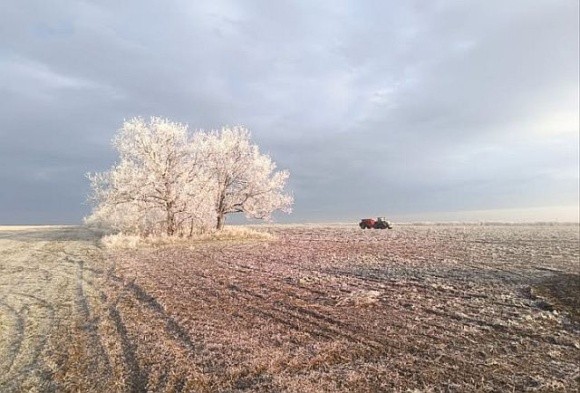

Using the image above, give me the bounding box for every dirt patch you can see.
[532,273,580,322]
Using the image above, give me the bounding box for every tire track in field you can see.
[196,248,506,376]
[127,248,394,359]
[60,251,143,392]
[105,274,204,381]
[212,260,391,351]
[107,300,148,393]
[0,238,56,391]
[1,293,57,389]
[0,300,25,375]
[144,256,390,355]
[0,227,114,392]
[67,256,114,378]
[100,269,201,390]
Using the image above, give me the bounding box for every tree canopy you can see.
[86,117,292,235]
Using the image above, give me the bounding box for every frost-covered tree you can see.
[86,118,292,235]
[87,117,213,236]
[201,126,293,230]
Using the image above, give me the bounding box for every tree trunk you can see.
[216,189,226,230]
[166,209,175,236]
[189,219,195,237]
[216,212,225,230]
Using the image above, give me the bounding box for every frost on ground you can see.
[0,224,579,392]
[0,226,112,392]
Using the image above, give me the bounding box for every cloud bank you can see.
[1,0,578,223]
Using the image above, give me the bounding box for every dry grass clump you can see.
[195,226,275,241]
[101,226,274,249]
[101,234,144,249]
[336,290,382,307]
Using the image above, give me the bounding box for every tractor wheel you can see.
[359,223,365,229]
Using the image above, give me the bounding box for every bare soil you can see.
[1,224,579,392]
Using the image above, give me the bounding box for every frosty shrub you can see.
[86,117,292,236]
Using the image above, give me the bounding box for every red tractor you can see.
[359,217,392,229]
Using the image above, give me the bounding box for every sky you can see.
[0,0,578,224]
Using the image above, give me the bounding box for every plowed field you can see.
[1,224,579,392]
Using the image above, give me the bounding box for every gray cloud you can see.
[0,0,578,224]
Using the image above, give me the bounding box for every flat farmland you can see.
[1,224,579,392]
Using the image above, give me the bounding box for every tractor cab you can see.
[374,217,392,229]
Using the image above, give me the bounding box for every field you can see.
[0,224,579,392]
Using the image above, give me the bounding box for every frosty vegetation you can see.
[86,117,293,236]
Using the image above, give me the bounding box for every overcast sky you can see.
[1,0,578,224]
